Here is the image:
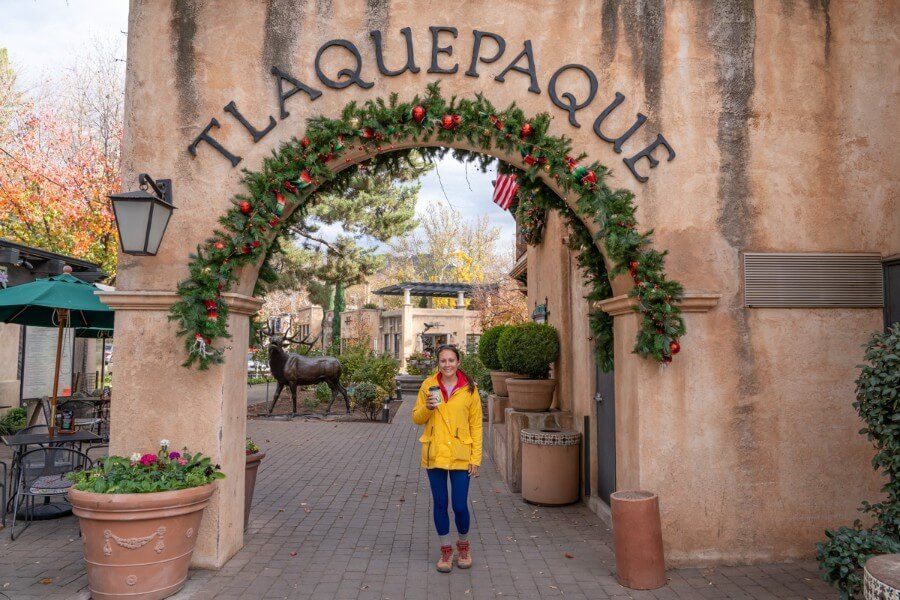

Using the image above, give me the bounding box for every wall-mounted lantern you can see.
[109,174,175,256]
[532,297,549,324]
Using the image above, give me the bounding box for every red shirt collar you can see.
[436,370,468,401]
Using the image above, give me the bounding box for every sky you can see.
[0,0,516,254]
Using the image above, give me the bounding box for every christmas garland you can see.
[169,83,685,369]
[515,191,547,246]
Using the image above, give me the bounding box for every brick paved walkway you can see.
[0,396,835,599]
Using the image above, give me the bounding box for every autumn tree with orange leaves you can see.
[0,39,123,278]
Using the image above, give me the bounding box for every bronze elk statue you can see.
[260,325,350,416]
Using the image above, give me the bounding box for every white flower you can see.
[160,439,170,448]
[130,452,141,462]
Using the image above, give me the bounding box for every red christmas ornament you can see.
[251,240,261,248]
[214,241,225,251]
[441,115,454,130]
[628,260,639,276]
[662,354,673,365]
[412,105,425,123]
[283,180,298,194]
[362,127,374,139]
[239,201,252,215]
[300,136,310,149]
[299,171,314,185]
[581,170,597,185]
[204,299,217,310]
[669,340,681,355]
[452,114,461,126]
[194,333,204,341]
[207,310,218,321]
[564,156,577,171]
[269,217,280,227]
[520,123,533,138]
[524,154,537,166]
[242,245,251,254]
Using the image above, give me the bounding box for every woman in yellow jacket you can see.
[412,344,483,573]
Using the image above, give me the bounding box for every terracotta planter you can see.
[610,490,666,590]
[244,451,266,530]
[521,429,581,505]
[69,483,216,600]
[506,378,556,411]
[490,371,526,397]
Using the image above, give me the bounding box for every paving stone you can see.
[0,394,837,599]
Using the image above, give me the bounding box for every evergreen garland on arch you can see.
[169,82,685,370]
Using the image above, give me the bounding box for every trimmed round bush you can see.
[478,325,509,370]
[497,323,560,379]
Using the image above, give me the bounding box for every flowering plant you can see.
[68,440,224,494]
[246,436,260,455]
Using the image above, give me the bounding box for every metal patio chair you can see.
[9,446,92,540]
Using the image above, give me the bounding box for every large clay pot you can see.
[521,429,581,505]
[490,371,526,397]
[69,483,216,600]
[244,451,266,530]
[610,490,666,590]
[506,378,556,412]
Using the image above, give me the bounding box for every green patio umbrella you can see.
[0,273,114,436]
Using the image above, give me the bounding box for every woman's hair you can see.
[435,344,476,392]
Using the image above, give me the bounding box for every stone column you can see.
[402,287,411,306]
[97,290,262,569]
[456,291,466,308]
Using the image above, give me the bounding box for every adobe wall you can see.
[117,0,897,566]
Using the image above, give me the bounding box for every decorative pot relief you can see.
[102,526,166,556]
[125,575,138,586]
[185,527,194,539]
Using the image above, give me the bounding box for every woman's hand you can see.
[468,464,478,477]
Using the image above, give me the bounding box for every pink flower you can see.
[169,451,181,460]
[139,453,158,466]
[177,457,187,466]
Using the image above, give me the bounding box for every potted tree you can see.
[497,323,560,411]
[245,436,266,530]
[67,441,224,600]
[479,325,526,396]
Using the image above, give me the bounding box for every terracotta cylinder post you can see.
[520,429,581,505]
[610,490,666,590]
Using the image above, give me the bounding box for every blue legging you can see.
[426,468,470,536]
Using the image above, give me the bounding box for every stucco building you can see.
[103,1,897,569]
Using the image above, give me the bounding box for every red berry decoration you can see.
[242,245,251,254]
[362,127,374,139]
[300,136,310,149]
[269,217,280,227]
[663,354,673,365]
[629,260,639,276]
[520,123,533,138]
[204,299,217,310]
[251,240,260,248]
[669,340,681,355]
[239,201,251,215]
[412,105,425,123]
[214,241,225,251]
[283,180,298,194]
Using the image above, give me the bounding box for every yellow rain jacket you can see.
[412,371,483,470]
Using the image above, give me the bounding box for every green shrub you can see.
[351,381,388,421]
[406,351,434,376]
[817,324,900,599]
[335,340,372,386]
[478,325,509,370]
[355,353,400,396]
[497,323,560,379]
[0,407,26,435]
[460,352,491,394]
[315,382,331,405]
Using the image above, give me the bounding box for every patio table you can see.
[3,430,101,519]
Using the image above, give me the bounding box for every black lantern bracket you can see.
[138,174,174,205]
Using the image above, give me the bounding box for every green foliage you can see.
[334,339,399,396]
[315,382,331,405]
[516,192,547,245]
[248,375,276,385]
[332,280,345,347]
[171,83,685,370]
[245,436,260,455]
[497,323,560,379]
[460,352,491,394]
[362,302,380,309]
[0,407,26,435]
[818,324,900,599]
[68,446,225,494]
[406,351,434,376]
[351,381,388,421]
[478,325,509,370]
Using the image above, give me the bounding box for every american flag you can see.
[492,173,519,211]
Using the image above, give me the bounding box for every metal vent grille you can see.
[744,253,884,308]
